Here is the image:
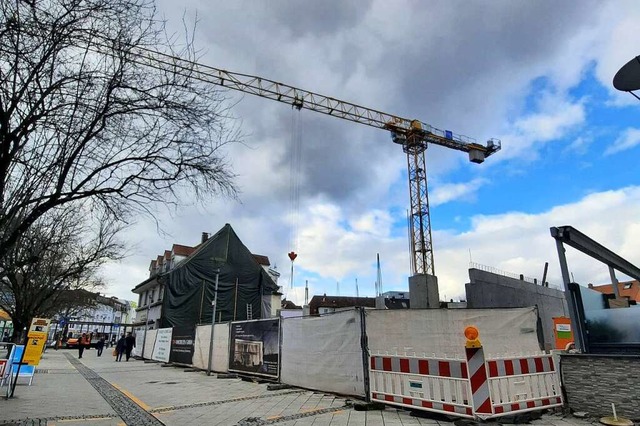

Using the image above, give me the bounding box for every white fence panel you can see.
[132,327,144,357]
[193,323,230,373]
[143,329,157,359]
[366,307,540,358]
[151,328,172,363]
[487,355,563,416]
[281,309,365,396]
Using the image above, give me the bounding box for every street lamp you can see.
[207,268,220,376]
[141,302,151,358]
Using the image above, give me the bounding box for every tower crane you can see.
[123,45,501,297]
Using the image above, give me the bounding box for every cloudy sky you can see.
[102,1,640,306]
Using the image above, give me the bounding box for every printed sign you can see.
[0,359,6,377]
[229,318,280,379]
[556,323,572,339]
[151,328,172,363]
[23,318,51,366]
[169,326,196,365]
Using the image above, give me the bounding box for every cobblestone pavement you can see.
[0,349,604,425]
[64,353,162,426]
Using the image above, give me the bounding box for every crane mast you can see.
[120,44,501,277]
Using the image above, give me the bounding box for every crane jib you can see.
[86,37,502,277]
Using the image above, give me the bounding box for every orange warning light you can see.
[464,326,479,340]
[464,326,481,348]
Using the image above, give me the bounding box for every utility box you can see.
[553,317,573,350]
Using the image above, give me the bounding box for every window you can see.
[624,283,633,290]
[150,289,156,304]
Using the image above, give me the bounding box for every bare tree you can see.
[0,205,123,341]
[0,0,238,262]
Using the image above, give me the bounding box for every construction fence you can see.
[131,307,561,419]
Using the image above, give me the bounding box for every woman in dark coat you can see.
[124,332,136,361]
[96,337,105,357]
[115,335,126,362]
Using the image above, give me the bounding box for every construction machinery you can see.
[125,46,501,304]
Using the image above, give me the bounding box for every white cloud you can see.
[281,186,640,305]
[435,186,640,300]
[499,94,586,161]
[605,127,640,155]
[431,178,488,207]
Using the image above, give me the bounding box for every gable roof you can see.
[252,254,270,266]
[172,244,195,257]
[308,295,376,315]
[161,223,279,327]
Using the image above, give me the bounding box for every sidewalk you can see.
[1,348,602,425]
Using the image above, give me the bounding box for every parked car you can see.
[65,336,80,349]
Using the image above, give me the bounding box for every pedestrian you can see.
[96,336,105,357]
[124,332,136,361]
[78,333,90,359]
[115,334,126,362]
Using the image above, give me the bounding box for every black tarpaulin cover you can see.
[161,224,278,328]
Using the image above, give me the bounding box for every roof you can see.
[156,255,164,265]
[385,297,410,309]
[590,281,640,301]
[173,244,195,257]
[281,299,301,309]
[252,254,270,266]
[308,295,376,315]
[131,275,160,293]
[164,250,171,260]
[149,260,156,270]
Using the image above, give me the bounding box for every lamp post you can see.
[141,302,150,359]
[207,268,220,376]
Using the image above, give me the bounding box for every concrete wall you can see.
[561,354,640,420]
[466,268,568,350]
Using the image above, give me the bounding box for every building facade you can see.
[132,227,281,329]
[589,280,640,304]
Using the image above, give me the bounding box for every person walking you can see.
[115,334,126,362]
[78,333,90,359]
[124,332,136,361]
[96,336,105,357]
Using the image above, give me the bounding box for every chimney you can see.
[201,232,209,243]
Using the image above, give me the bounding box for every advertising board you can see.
[169,326,196,365]
[229,318,280,378]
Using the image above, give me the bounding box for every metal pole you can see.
[207,269,220,376]
[554,238,585,352]
[608,266,621,299]
[141,303,150,358]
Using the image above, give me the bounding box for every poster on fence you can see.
[229,318,280,378]
[169,326,196,365]
[151,328,172,363]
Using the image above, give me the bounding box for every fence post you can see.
[464,326,492,418]
[358,307,370,401]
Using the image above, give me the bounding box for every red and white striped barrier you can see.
[370,354,474,418]
[465,346,492,417]
[487,354,563,416]
[369,350,563,420]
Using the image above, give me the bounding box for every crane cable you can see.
[288,107,302,288]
